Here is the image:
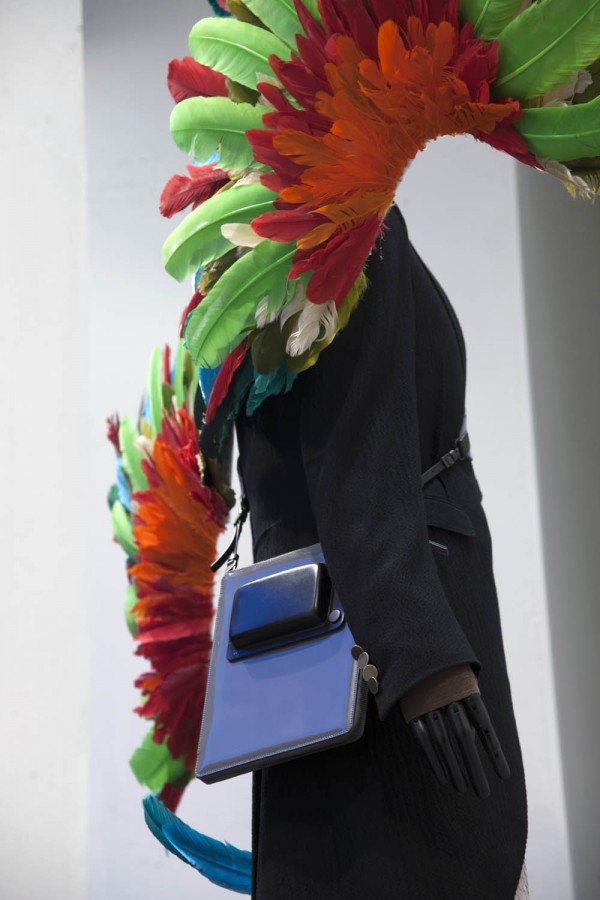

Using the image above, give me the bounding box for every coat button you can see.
[362,663,378,681]
[367,677,379,695]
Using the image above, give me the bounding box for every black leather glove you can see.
[408,693,511,799]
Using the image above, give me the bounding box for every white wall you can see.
[0,1,89,899]
[2,1,580,897]
[518,167,600,900]
[84,2,251,899]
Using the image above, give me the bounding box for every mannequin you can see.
[233,203,528,900]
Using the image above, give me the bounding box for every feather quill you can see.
[163,182,276,281]
[459,0,524,40]
[170,96,265,172]
[189,17,291,91]
[494,0,600,101]
[185,240,297,368]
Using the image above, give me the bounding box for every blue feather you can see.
[143,795,189,864]
[143,795,252,895]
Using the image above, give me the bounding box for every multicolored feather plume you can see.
[160,0,599,451]
[107,342,233,811]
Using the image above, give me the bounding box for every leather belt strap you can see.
[421,414,472,488]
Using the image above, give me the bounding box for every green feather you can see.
[243,0,304,49]
[170,96,264,172]
[124,583,139,636]
[189,17,291,91]
[111,500,137,559]
[148,346,164,435]
[494,0,600,101]
[459,0,524,40]
[163,183,276,282]
[515,92,600,160]
[173,340,186,410]
[130,730,189,792]
[185,240,297,368]
[118,417,147,492]
[302,0,322,23]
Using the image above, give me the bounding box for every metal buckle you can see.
[455,434,471,460]
[441,449,459,468]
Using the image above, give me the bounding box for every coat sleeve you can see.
[298,208,480,721]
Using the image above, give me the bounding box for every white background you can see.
[2,0,599,897]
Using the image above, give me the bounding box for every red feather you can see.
[205,340,250,424]
[290,215,381,306]
[252,208,327,242]
[160,164,229,218]
[167,57,228,103]
[162,345,171,384]
[179,291,204,338]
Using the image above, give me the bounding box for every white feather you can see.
[538,158,595,199]
[234,170,263,188]
[255,296,280,327]
[279,280,307,328]
[221,222,265,248]
[286,300,339,357]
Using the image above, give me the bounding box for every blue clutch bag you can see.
[196,543,368,783]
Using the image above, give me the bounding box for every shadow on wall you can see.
[518,165,600,900]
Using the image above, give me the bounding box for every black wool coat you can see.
[234,204,528,900]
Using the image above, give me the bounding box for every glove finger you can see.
[446,702,490,799]
[409,718,448,786]
[424,710,467,794]
[464,693,510,781]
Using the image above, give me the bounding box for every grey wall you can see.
[518,167,600,900]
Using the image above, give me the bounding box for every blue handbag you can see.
[196,542,369,783]
[196,421,472,783]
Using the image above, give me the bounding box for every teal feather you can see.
[143,796,252,894]
[246,362,297,415]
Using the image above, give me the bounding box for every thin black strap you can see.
[421,418,472,488]
[211,495,250,573]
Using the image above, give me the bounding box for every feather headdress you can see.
[162,0,600,450]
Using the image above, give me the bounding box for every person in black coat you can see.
[234,203,528,900]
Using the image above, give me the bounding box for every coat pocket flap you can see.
[424,497,476,536]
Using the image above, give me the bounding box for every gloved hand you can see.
[401,666,511,799]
